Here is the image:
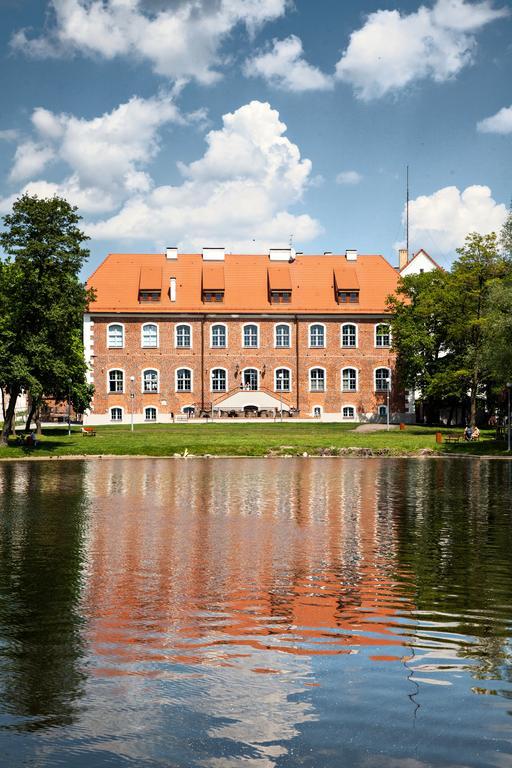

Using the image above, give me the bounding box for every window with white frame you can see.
[211,368,227,392]
[145,406,157,421]
[211,324,227,348]
[183,405,195,417]
[275,368,291,392]
[375,323,391,347]
[275,323,291,348]
[375,368,391,391]
[378,405,388,417]
[243,324,258,348]
[142,323,158,348]
[342,406,355,420]
[107,324,123,348]
[309,324,325,348]
[242,368,258,390]
[341,323,357,348]
[310,368,325,392]
[342,368,357,392]
[108,369,124,393]
[110,407,123,422]
[143,369,159,393]
[176,368,192,392]
[313,406,322,418]
[176,324,191,348]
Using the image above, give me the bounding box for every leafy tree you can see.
[0,194,94,445]
[482,280,512,387]
[500,205,512,259]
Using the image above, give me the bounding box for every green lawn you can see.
[0,422,509,458]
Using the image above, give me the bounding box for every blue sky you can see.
[0,0,511,274]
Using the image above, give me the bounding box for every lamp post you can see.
[67,378,72,436]
[386,377,391,431]
[130,375,135,432]
[277,372,284,422]
[507,382,512,452]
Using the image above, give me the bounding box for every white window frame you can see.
[375,323,392,348]
[175,322,192,349]
[241,367,259,390]
[110,406,124,422]
[141,322,159,348]
[341,323,358,348]
[274,367,292,392]
[107,368,125,394]
[210,367,228,393]
[274,323,292,349]
[242,323,259,349]
[142,368,159,394]
[175,367,193,393]
[342,405,356,421]
[378,404,388,417]
[210,323,228,349]
[309,367,326,392]
[341,367,358,392]
[107,322,124,349]
[375,367,391,392]
[309,323,326,349]
[144,406,158,422]
[182,405,195,417]
[312,405,323,418]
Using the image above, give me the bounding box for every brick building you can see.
[84,247,404,424]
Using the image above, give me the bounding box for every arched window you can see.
[211,368,227,392]
[141,323,158,348]
[341,323,357,348]
[107,323,124,348]
[144,406,157,421]
[176,368,192,392]
[211,323,227,348]
[309,368,326,392]
[342,367,357,392]
[182,405,195,417]
[275,323,291,348]
[143,369,159,393]
[176,323,192,348]
[242,368,258,390]
[108,369,124,393]
[342,405,356,420]
[243,324,258,348]
[375,368,391,391]
[110,406,123,422]
[375,323,391,347]
[275,368,291,392]
[309,323,325,348]
[313,406,322,418]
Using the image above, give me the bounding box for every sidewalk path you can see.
[355,423,399,432]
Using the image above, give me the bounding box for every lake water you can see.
[0,457,511,768]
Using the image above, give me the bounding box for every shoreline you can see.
[0,452,510,462]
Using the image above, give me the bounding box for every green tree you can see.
[500,205,512,259]
[482,280,512,387]
[0,194,94,445]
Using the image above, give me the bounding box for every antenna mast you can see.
[406,165,409,257]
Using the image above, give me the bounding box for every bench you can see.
[82,427,96,437]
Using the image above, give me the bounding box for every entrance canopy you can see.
[213,391,290,411]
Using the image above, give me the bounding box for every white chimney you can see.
[166,247,178,260]
[346,249,358,261]
[202,247,225,261]
[170,277,176,302]
[269,248,295,261]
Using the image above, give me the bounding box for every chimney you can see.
[202,247,225,261]
[170,277,176,302]
[399,248,408,270]
[166,247,178,260]
[269,248,295,261]
[345,249,358,261]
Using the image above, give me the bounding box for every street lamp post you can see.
[277,372,284,422]
[130,375,135,432]
[386,377,391,431]
[67,379,72,436]
[507,382,512,452]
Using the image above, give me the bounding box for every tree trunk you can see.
[1,387,20,446]
[470,376,478,425]
[35,407,42,436]
[25,398,37,432]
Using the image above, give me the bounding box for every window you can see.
[341,323,357,348]
[375,368,391,391]
[143,369,159,393]
[342,368,357,392]
[342,406,355,420]
[176,324,191,348]
[145,407,157,422]
[110,407,123,422]
[313,406,322,418]
[107,324,124,348]
[203,290,224,303]
[108,369,124,393]
[375,323,391,347]
[176,368,192,392]
[310,368,325,392]
[337,290,359,304]
[242,368,258,391]
[243,324,258,348]
[275,324,291,348]
[379,405,388,417]
[139,290,161,303]
[275,368,291,392]
[270,290,291,303]
[183,406,195,417]
[141,323,158,348]
[211,368,227,392]
[309,324,325,348]
[211,323,227,348]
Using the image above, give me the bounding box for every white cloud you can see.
[336,170,362,185]
[335,0,508,100]
[8,142,55,182]
[477,104,512,134]
[87,100,322,250]
[407,184,507,253]
[244,35,333,92]
[12,0,288,84]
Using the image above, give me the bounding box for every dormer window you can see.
[337,290,359,304]
[333,266,359,305]
[268,264,291,304]
[138,266,162,303]
[270,290,291,304]
[139,290,161,303]
[203,290,224,303]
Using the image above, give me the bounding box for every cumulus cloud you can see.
[407,184,507,253]
[11,0,288,84]
[477,104,512,134]
[244,35,333,92]
[336,170,362,185]
[8,141,55,182]
[335,0,508,100]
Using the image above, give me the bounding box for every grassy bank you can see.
[0,423,509,458]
